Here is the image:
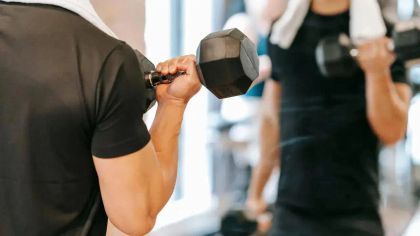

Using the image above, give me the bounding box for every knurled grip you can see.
[144,71,187,88]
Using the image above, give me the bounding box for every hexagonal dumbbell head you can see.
[393,22,420,62]
[196,28,259,99]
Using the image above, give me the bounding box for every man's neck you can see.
[311,0,350,15]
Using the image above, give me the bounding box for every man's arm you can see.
[365,75,411,145]
[93,55,201,236]
[246,80,281,215]
[357,37,412,145]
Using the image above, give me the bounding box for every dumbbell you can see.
[316,26,420,78]
[220,205,275,236]
[135,28,259,112]
[220,209,258,236]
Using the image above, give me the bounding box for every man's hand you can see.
[155,55,202,104]
[246,197,268,218]
[356,37,396,78]
[246,197,273,234]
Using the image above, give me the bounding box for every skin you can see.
[94,55,201,236]
[246,0,412,217]
[91,2,201,235]
[358,37,412,144]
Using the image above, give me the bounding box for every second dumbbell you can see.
[316,26,420,78]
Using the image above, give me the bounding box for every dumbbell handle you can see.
[144,71,187,88]
[349,41,395,57]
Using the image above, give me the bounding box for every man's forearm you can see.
[149,100,186,213]
[365,72,409,144]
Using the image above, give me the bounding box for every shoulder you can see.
[26,4,127,56]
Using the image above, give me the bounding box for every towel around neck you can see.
[0,0,117,38]
[270,0,386,49]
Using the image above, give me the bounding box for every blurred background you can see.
[96,0,420,235]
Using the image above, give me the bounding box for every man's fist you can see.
[356,37,396,78]
[246,197,268,218]
[155,55,202,104]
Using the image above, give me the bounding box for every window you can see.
[145,0,216,229]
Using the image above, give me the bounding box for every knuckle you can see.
[171,58,184,66]
[178,57,188,64]
[168,59,176,66]
[184,55,196,62]
[168,58,176,65]
[158,61,168,66]
[156,64,163,71]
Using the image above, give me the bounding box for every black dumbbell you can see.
[220,209,258,236]
[135,28,259,112]
[220,205,275,236]
[316,26,420,78]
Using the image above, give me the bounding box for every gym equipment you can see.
[316,26,420,78]
[220,209,258,236]
[219,205,275,236]
[135,28,259,112]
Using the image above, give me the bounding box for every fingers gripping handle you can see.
[144,71,188,88]
[349,41,395,57]
[134,49,192,88]
[134,49,199,112]
[144,63,205,88]
[340,34,395,58]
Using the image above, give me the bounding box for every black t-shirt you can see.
[0,3,150,235]
[269,10,408,213]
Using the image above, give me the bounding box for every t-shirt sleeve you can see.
[92,43,150,158]
[267,39,282,83]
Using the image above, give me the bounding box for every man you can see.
[246,0,411,235]
[0,2,200,236]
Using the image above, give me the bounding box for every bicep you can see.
[93,141,163,233]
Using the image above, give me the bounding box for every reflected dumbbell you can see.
[316,23,420,78]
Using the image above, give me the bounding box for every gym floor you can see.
[150,203,420,236]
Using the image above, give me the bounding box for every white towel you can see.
[270,0,386,48]
[0,0,117,38]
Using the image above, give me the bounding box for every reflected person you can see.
[246,0,411,235]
